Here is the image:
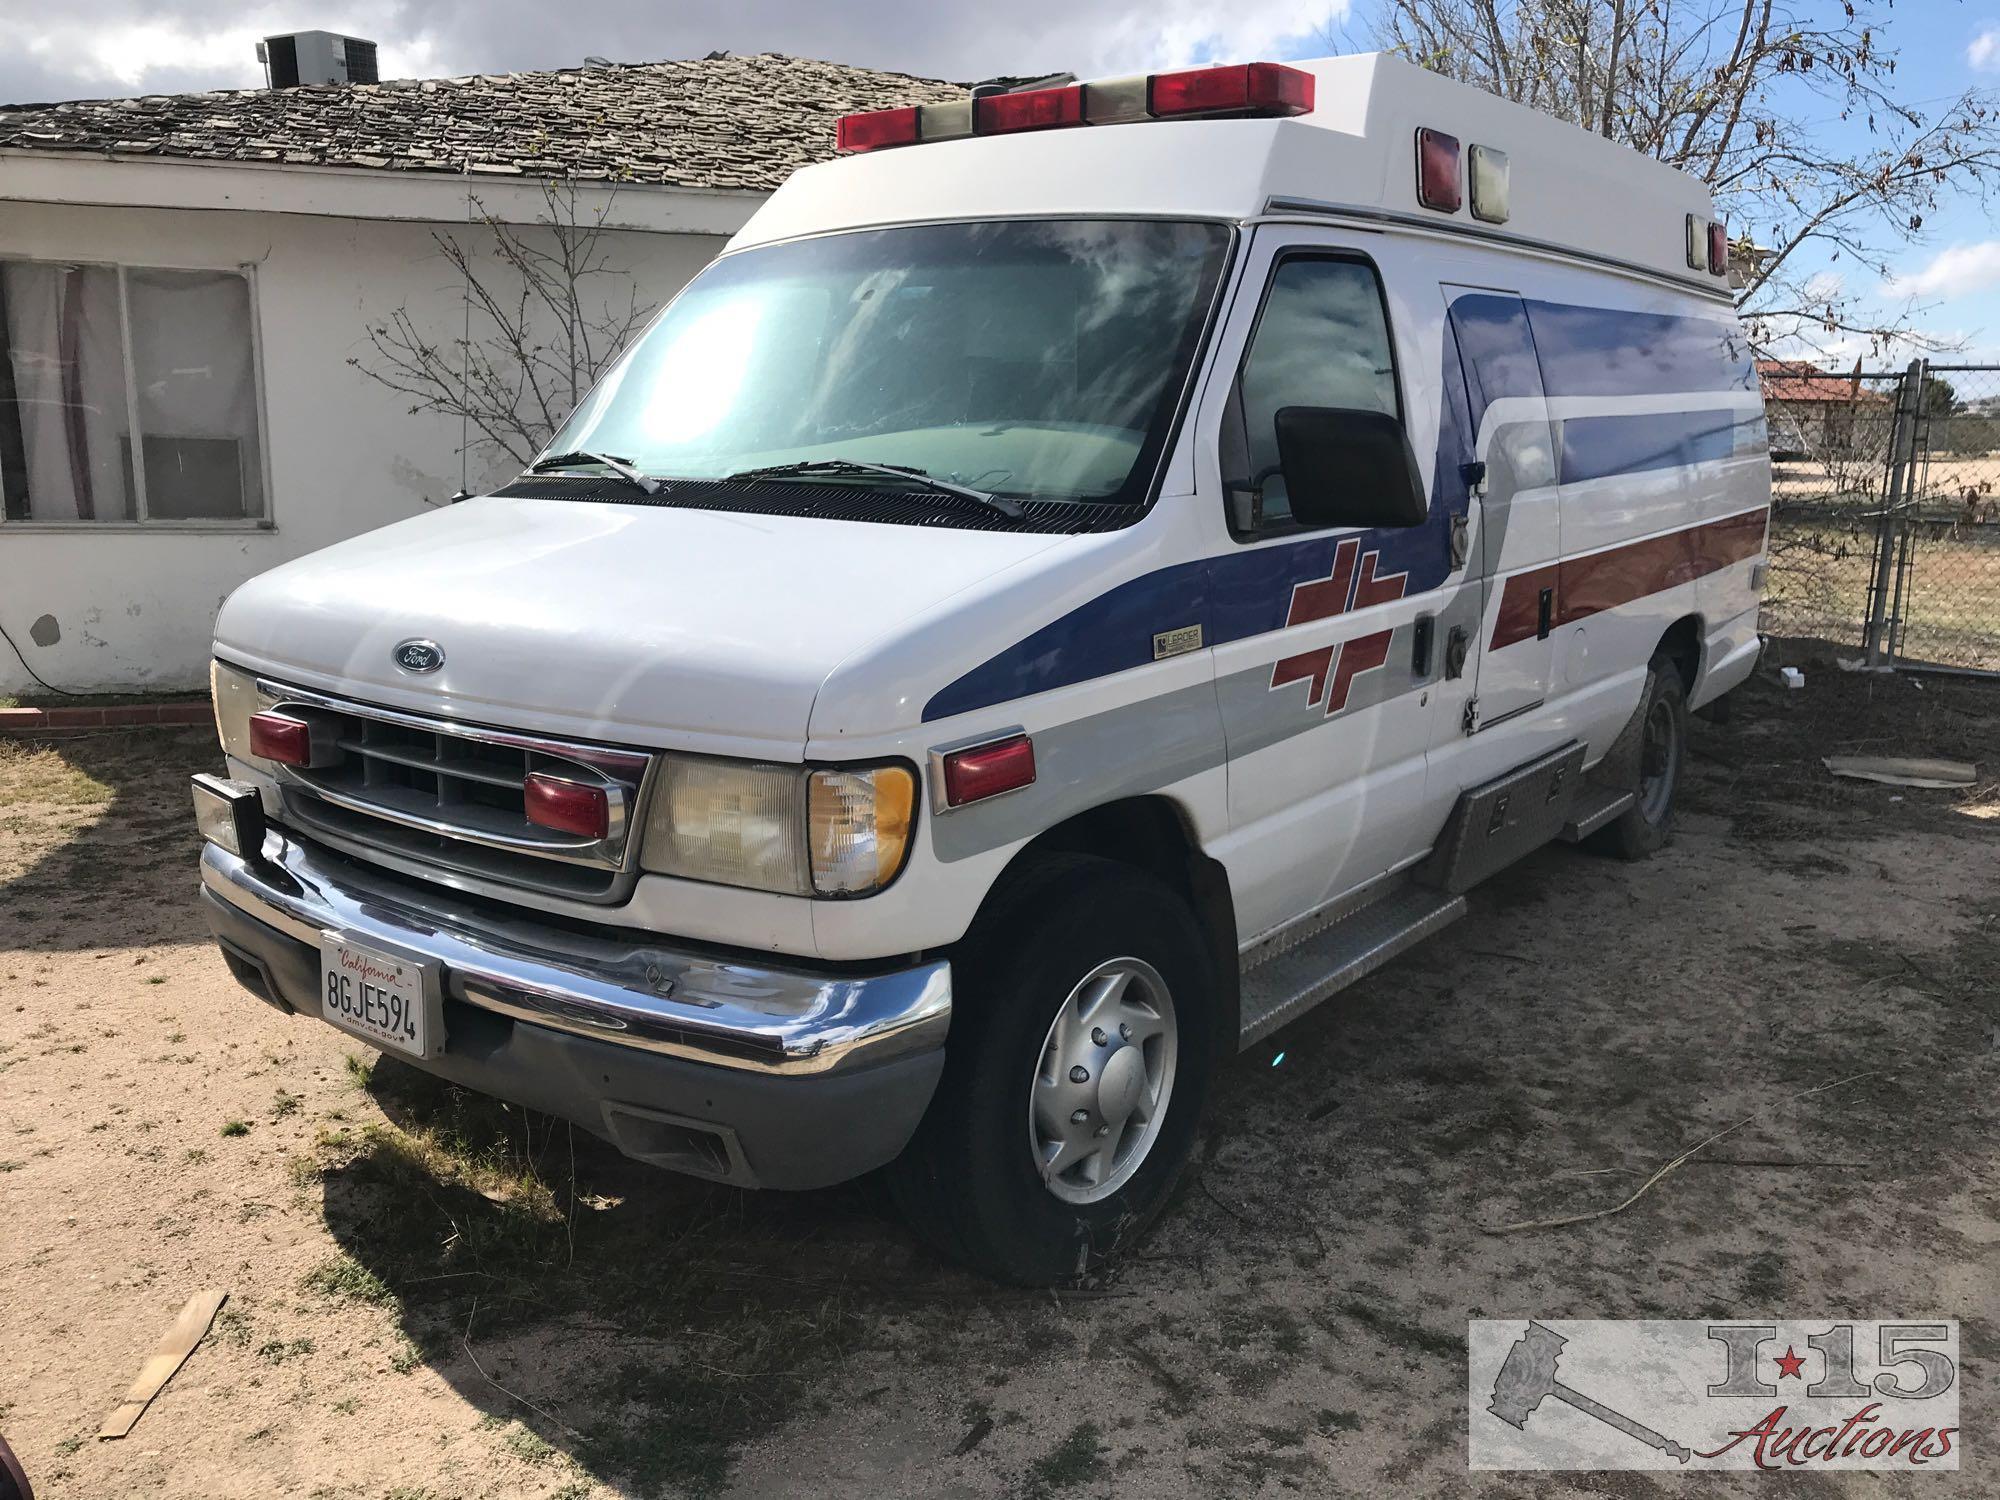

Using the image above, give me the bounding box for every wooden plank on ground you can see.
[96,1289,229,1440]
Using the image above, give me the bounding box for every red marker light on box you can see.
[1416,127,1462,213]
[1708,220,1730,277]
[940,734,1036,808]
[524,772,610,839]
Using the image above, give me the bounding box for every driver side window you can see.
[1230,256,1399,534]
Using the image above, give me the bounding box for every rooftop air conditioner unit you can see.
[255,31,379,89]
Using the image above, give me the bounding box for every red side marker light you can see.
[835,105,922,154]
[1417,127,1462,213]
[976,84,1085,136]
[1148,62,1314,119]
[941,734,1036,808]
[1708,220,1730,277]
[248,711,313,767]
[524,772,611,839]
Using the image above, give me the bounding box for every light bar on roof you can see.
[833,61,1315,153]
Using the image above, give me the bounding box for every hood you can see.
[214,497,1066,754]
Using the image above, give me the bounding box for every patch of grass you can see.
[213,1303,252,1348]
[255,1336,315,1364]
[220,1120,251,1138]
[0,1161,21,1173]
[1026,1421,1105,1493]
[302,1254,394,1307]
[331,1396,360,1416]
[0,740,114,807]
[500,1422,558,1466]
[273,1088,303,1118]
[344,1053,374,1088]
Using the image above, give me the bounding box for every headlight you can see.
[640,756,915,897]
[211,659,261,760]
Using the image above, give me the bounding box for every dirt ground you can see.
[2,644,1996,1499]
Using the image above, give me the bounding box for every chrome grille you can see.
[257,682,651,904]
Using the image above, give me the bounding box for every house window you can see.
[0,260,265,524]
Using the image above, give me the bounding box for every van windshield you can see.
[545,219,1232,509]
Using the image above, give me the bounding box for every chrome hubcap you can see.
[1638,697,1680,823]
[1029,957,1178,1205]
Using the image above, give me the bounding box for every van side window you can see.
[1231,257,1400,533]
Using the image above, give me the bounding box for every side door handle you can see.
[1412,613,1435,677]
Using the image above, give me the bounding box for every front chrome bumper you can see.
[197,825,953,1077]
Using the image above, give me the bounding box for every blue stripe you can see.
[1560,409,1760,484]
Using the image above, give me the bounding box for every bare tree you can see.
[350,178,655,477]
[1351,1,2000,358]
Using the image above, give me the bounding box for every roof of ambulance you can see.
[729,52,1725,299]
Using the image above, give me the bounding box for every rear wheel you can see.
[887,856,1216,1285]
[1592,653,1688,860]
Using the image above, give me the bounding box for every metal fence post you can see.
[1864,359,1923,666]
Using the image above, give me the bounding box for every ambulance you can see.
[191,53,1770,1283]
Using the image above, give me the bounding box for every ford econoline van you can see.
[193,53,1770,1284]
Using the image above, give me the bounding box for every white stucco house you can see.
[0,53,962,695]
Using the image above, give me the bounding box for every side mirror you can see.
[1273,406,1429,530]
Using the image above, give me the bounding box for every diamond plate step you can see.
[1237,884,1466,1048]
[1558,785,1634,842]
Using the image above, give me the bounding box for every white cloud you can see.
[1971,25,2000,71]
[1886,241,2000,299]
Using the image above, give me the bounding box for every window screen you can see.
[1236,257,1398,528]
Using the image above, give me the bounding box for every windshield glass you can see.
[547,219,1232,507]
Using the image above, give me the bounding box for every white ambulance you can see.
[192,53,1770,1283]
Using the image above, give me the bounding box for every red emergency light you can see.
[835,62,1314,153]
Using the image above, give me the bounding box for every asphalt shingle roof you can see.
[0,52,967,192]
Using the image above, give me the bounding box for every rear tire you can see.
[1592,653,1687,861]
[886,856,1216,1285]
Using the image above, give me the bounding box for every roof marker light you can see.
[1468,143,1509,223]
[1148,62,1314,119]
[1416,127,1462,213]
[835,105,921,154]
[976,83,1085,136]
[917,99,975,142]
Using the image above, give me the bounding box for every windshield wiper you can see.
[722,458,1025,521]
[530,450,663,495]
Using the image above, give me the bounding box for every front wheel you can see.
[1592,653,1688,860]
[886,856,1217,1285]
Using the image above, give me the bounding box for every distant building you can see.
[0,53,963,694]
[1756,358,1892,458]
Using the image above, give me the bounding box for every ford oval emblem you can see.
[393,639,445,674]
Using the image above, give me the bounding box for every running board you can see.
[1237,884,1467,1048]
[1559,786,1634,842]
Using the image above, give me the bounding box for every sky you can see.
[2,0,1998,365]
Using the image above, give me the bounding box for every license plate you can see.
[318,935,439,1060]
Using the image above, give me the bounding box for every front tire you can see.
[887,856,1216,1285]
[1592,653,1688,860]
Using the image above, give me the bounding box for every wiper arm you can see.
[530,450,663,495]
[723,458,1025,521]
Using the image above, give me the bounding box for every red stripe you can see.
[1325,630,1392,714]
[1490,508,1768,650]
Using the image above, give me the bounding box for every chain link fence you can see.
[1762,359,2000,677]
